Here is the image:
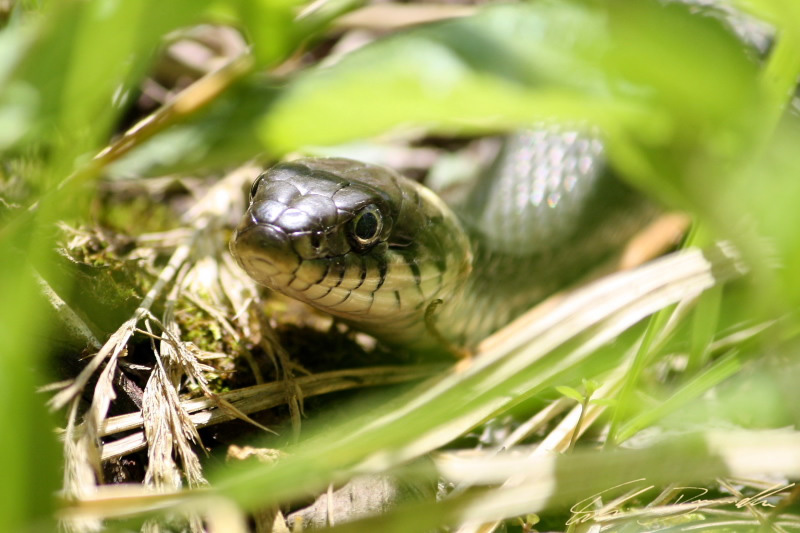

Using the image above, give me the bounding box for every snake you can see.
[229,3,770,355]
[230,129,655,354]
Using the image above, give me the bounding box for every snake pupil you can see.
[355,212,378,240]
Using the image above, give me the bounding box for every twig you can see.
[100,365,440,460]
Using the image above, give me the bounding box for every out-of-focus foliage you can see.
[0,1,313,530]
[3,0,800,531]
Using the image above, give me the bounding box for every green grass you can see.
[3,0,800,531]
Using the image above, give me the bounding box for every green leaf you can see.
[717,115,800,310]
[0,0,233,191]
[581,378,600,396]
[616,351,742,443]
[688,285,723,372]
[556,385,585,403]
[234,0,304,67]
[260,2,661,153]
[0,246,60,532]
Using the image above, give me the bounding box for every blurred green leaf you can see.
[0,248,60,532]
[0,0,217,178]
[235,0,301,66]
[581,378,599,396]
[119,0,763,187]
[700,113,800,312]
[688,285,723,372]
[616,351,742,443]
[261,2,660,152]
[555,385,585,403]
[110,78,279,177]
[0,1,288,530]
[261,1,761,160]
[235,0,365,67]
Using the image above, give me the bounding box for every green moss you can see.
[101,194,176,235]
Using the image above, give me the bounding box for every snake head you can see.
[230,158,472,342]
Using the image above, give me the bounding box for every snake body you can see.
[230,129,654,353]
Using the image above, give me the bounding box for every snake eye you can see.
[349,205,383,250]
[249,173,266,201]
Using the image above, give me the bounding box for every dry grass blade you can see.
[219,252,259,341]
[498,397,573,449]
[255,308,305,440]
[141,301,208,530]
[60,486,253,533]
[83,344,122,461]
[717,477,789,533]
[58,484,205,521]
[100,365,440,460]
[183,291,239,341]
[141,356,206,533]
[142,359,202,488]
[60,398,102,533]
[142,295,207,490]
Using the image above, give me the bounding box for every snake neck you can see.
[430,129,658,350]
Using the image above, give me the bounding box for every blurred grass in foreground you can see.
[2,0,800,531]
